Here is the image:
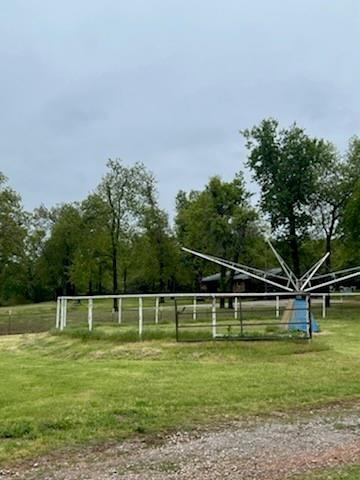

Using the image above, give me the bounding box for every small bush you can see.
[0,420,36,439]
[38,418,74,433]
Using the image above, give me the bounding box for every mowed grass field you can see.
[297,465,360,480]
[0,299,359,477]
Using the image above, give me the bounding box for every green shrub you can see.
[0,420,36,439]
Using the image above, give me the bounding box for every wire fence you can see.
[0,304,56,335]
[0,292,359,338]
[55,292,360,342]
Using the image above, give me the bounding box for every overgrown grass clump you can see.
[53,326,174,343]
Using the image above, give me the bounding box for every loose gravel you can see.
[2,403,360,480]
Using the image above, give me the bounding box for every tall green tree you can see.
[96,159,153,308]
[133,176,179,293]
[40,203,82,297]
[176,174,260,299]
[22,205,54,302]
[70,194,112,295]
[341,137,360,266]
[343,183,360,263]
[242,119,327,276]
[0,173,27,303]
[312,139,360,273]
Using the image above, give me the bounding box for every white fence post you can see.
[276,296,280,318]
[118,298,122,324]
[212,296,217,339]
[155,297,159,324]
[322,294,326,319]
[56,297,60,328]
[139,297,143,339]
[234,297,238,319]
[193,296,197,321]
[63,298,67,328]
[88,298,93,331]
[240,298,244,336]
[60,298,65,331]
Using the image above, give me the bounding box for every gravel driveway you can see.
[2,403,360,480]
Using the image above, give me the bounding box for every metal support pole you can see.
[193,296,197,321]
[155,297,159,324]
[139,297,143,339]
[234,297,238,319]
[276,296,280,318]
[307,295,312,339]
[301,252,330,290]
[305,271,360,292]
[322,294,326,319]
[181,247,294,292]
[212,296,217,339]
[88,298,93,331]
[56,297,60,329]
[118,298,122,324]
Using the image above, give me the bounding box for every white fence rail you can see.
[55,291,360,337]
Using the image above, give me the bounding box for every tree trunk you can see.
[289,216,300,278]
[98,263,103,294]
[123,266,127,294]
[157,235,166,293]
[112,242,118,311]
[158,248,165,293]
[219,265,226,308]
[159,261,165,292]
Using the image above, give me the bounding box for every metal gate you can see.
[174,295,313,342]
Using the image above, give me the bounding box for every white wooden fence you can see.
[55,291,359,338]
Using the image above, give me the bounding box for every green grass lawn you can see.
[295,464,360,479]
[0,303,359,468]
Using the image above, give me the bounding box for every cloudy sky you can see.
[1,0,359,216]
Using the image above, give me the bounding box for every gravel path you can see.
[2,403,360,480]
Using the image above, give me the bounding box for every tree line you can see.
[1,118,360,305]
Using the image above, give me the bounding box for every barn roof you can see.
[201,267,282,283]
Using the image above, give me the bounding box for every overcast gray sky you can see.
[1,0,359,216]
